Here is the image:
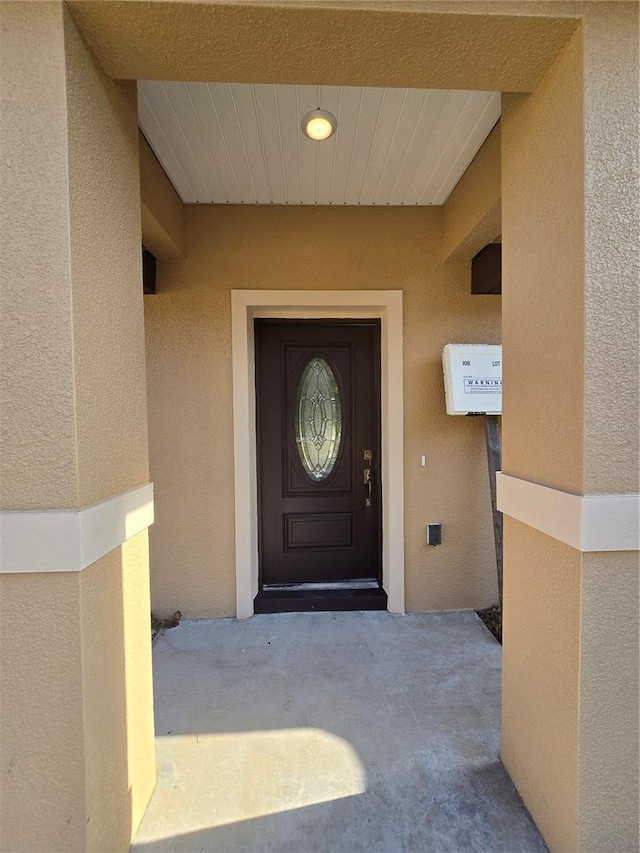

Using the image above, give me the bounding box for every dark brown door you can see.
[255,320,384,612]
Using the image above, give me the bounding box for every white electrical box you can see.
[442,344,502,415]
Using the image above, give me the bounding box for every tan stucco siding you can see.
[140,131,186,259]
[0,2,150,511]
[145,205,501,618]
[502,33,585,496]
[0,572,86,852]
[501,31,585,852]
[1,543,156,853]
[442,122,501,262]
[65,10,150,507]
[68,1,577,93]
[80,533,156,852]
[0,1,79,510]
[501,518,581,852]
[501,13,640,853]
[0,6,155,852]
[578,550,640,851]
[577,9,639,843]
[581,2,639,494]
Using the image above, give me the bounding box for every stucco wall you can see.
[69,1,577,94]
[0,1,79,510]
[502,10,639,852]
[442,121,501,262]
[501,33,585,496]
[578,550,639,852]
[0,5,155,851]
[80,533,156,852]
[501,30,585,853]
[64,9,150,508]
[145,205,501,617]
[578,7,639,848]
[0,572,86,851]
[501,518,581,851]
[140,131,186,259]
[0,1,150,512]
[66,10,156,843]
[581,2,639,494]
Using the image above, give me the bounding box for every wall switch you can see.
[427,523,442,546]
[420,455,426,467]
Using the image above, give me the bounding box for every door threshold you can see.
[254,586,387,614]
[263,580,379,592]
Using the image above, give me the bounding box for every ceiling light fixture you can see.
[301,109,337,141]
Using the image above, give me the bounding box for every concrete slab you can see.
[132,612,547,853]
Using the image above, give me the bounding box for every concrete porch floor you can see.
[132,612,547,853]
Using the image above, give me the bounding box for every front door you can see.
[254,320,385,613]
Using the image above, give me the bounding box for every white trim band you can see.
[0,483,154,573]
[497,473,639,552]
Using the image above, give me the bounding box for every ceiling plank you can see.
[359,88,407,206]
[315,86,341,206]
[186,83,240,203]
[234,84,273,204]
[275,85,303,205]
[387,89,448,205]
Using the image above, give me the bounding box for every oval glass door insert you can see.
[296,357,342,481]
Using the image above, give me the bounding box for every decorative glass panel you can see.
[296,358,342,481]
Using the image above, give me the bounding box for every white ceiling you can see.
[138,82,500,206]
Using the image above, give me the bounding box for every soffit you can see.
[138,82,500,206]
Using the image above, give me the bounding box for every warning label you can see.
[464,378,502,394]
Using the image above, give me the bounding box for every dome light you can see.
[301,109,337,141]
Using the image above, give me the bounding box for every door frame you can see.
[231,290,404,618]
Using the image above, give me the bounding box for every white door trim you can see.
[231,290,405,618]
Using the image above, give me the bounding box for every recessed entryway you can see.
[231,290,405,619]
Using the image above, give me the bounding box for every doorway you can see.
[254,320,384,612]
[231,289,405,618]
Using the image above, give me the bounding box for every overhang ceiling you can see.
[138,82,500,206]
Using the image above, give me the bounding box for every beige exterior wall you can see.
[581,2,639,494]
[502,32,585,496]
[0,572,86,851]
[0,4,155,851]
[1,1,79,510]
[1,539,155,853]
[501,25,582,849]
[442,122,501,263]
[577,8,639,849]
[501,518,581,851]
[64,10,150,509]
[578,551,639,852]
[140,131,186,260]
[502,9,639,852]
[80,533,156,852]
[145,205,502,618]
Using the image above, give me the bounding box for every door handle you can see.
[364,450,374,508]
